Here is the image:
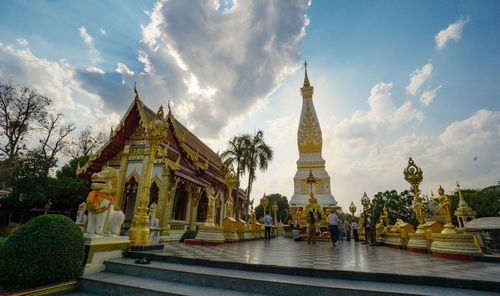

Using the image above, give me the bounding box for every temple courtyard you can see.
[73,237,500,295]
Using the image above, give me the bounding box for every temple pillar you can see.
[115,145,130,207]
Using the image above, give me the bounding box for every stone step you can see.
[80,271,265,296]
[90,258,497,296]
[127,251,500,293]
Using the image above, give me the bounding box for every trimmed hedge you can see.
[0,214,85,290]
[179,229,198,243]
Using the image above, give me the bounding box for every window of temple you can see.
[197,191,208,222]
[122,178,138,230]
[172,183,187,221]
[149,182,159,207]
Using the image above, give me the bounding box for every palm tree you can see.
[244,130,273,219]
[220,134,251,219]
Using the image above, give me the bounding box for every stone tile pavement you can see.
[145,237,500,283]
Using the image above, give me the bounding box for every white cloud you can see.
[115,63,134,78]
[99,28,107,35]
[435,17,469,49]
[406,63,433,96]
[78,26,99,63]
[16,38,29,47]
[86,67,105,74]
[114,0,310,139]
[79,26,94,46]
[419,85,442,106]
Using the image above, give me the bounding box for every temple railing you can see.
[169,220,188,232]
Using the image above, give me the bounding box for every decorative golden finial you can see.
[168,100,173,114]
[134,82,140,101]
[303,60,310,87]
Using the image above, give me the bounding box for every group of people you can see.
[292,208,360,246]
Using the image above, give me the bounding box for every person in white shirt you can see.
[264,213,272,240]
[352,220,359,241]
[292,226,303,241]
[327,208,340,247]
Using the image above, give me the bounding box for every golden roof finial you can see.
[303,60,310,87]
[134,82,140,101]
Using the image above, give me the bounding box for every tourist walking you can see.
[352,220,359,241]
[328,208,340,247]
[339,220,345,241]
[345,220,351,241]
[264,213,272,240]
[306,211,317,244]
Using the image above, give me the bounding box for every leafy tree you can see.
[371,189,418,227]
[66,126,106,158]
[49,156,91,216]
[0,82,52,166]
[7,149,56,208]
[243,130,273,219]
[254,193,289,223]
[221,134,250,219]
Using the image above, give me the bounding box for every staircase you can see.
[74,256,498,296]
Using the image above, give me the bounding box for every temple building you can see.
[289,63,337,221]
[77,88,246,242]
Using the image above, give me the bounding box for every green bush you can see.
[179,229,198,243]
[0,214,84,290]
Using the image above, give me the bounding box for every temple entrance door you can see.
[197,192,208,223]
[149,182,159,207]
[121,178,138,232]
[215,199,222,225]
[172,184,187,221]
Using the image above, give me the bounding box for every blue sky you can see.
[0,0,499,212]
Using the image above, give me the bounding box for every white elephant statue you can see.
[84,167,125,238]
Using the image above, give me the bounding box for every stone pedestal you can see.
[376,233,386,244]
[431,233,482,259]
[83,236,130,275]
[408,221,442,252]
[407,232,429,252]
[384,233,406,249]
[195,224,225,245]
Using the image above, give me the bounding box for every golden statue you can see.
[307,192,318,205]
[413,198,424,225]
[226,197,233,219]
[207,188,215,219]
[380,206,389,227]
[438,185,455,233]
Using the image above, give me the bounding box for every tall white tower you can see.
[289,62,336,218]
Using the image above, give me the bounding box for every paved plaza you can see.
[144,237,500,284]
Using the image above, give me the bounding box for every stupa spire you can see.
[303,61,311,87]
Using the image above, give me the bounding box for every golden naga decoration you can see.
[403,157,425,227]
[437,185,456,234]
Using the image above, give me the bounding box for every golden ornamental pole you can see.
[225,165,238,218]
[129,106,168,245]
[403,157,425,233]
[349,201,356,220]
[260,193,269,216]
[272,201,279,225]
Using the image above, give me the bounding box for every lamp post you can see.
[225,166,238,218]
[349,202,356,220]
[129,105,168,245]
[403,157,425,233]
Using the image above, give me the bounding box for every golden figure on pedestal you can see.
[438,185,455,234]
[403,157,425,231]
